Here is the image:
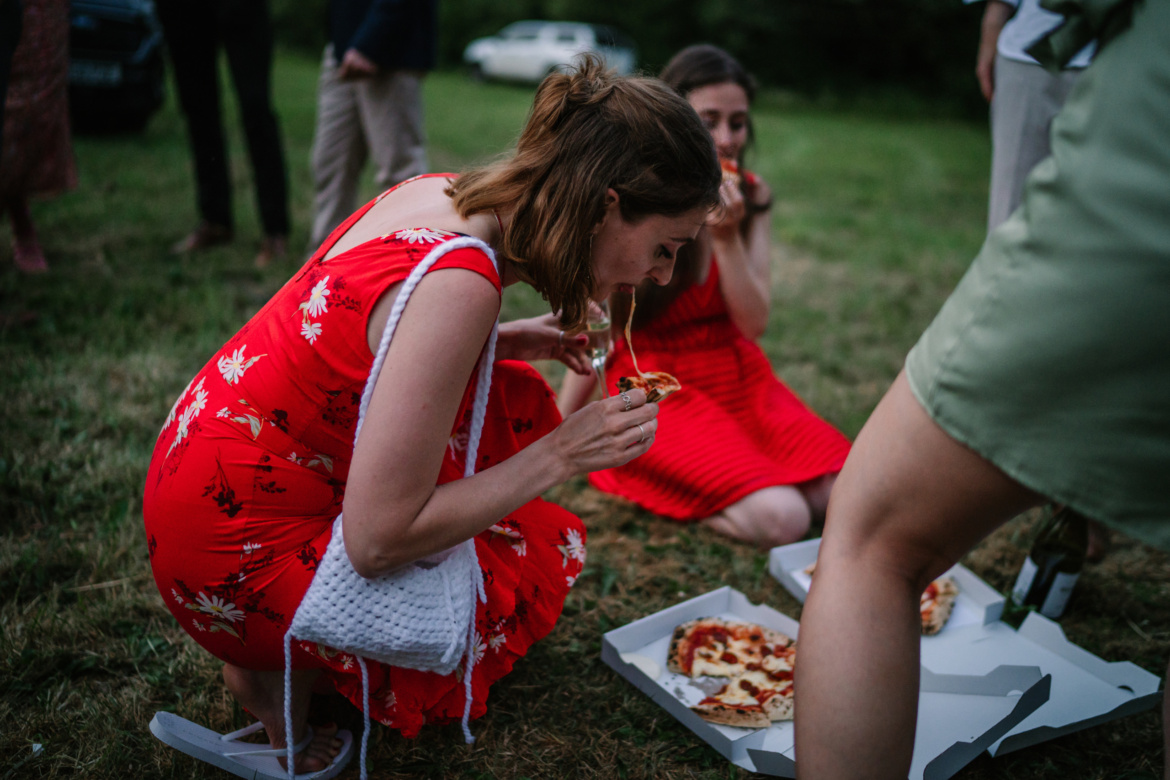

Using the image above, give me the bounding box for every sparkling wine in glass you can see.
[587,300,611,397]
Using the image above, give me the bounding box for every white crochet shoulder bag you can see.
[283,236,499,779]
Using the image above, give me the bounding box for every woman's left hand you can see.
[497,313,592,374]
[707,178,747,240]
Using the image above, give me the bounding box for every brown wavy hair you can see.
[447,55,721,330]
[617,44,760,330]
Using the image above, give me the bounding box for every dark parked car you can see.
[68,0,165,133]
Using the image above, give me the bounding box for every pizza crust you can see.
[690,700,770,729]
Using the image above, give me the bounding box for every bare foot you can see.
[13,238,48,274]
[222,663,345,773]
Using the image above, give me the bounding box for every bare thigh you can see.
[822,371,1043,584]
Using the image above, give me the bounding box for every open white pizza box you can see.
[768,538,1163,757]
[601,586,1051,779]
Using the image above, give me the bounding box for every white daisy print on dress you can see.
[557,528,586,568]
[193,591,245,623]
[301,320,323,344]
[165,377,208,458]
[162,376,195,432]
[469,630,487,665]
[218,346,266,385]
[391,227,455,244]
[301,277,331,318]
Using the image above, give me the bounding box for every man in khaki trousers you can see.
[309,0,437,250]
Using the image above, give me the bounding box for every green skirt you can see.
[906,0,1170,550]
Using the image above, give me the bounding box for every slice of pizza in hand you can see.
[617,286,682,403]
[720,158,742,188]
[617,372,682,404]
[804,562,960,635]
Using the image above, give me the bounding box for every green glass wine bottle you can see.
[1010,506,1089,619]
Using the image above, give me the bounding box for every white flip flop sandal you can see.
[149,711,355,780]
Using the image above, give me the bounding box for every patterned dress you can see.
[1,0,76,204]
[143,178,586,737]
[590,213,852,520]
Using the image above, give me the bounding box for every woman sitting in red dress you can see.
[143,57,720,777]
[560,45,851,549]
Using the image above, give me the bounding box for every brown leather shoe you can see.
[254,234,288,268]
[171,222,233,254]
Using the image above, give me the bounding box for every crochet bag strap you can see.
[285,235,499,780]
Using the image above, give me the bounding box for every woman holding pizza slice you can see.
[142,57,719,778]
[559,45,851,549]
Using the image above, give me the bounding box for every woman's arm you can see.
[557,368,599,418]
[710,176,773,340]
[343,268,657,577]
[496,312,591,375]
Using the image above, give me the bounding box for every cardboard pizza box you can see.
[601,586,1050,779]
[767,537,1005,628]
[767,539,1163,757]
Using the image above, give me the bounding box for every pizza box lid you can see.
[601,586,1050,779]
[768,539,1163,756]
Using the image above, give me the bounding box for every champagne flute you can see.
[587,300,611,398]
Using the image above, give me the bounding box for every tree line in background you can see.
[271,0,987,116]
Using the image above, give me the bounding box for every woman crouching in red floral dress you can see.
[143,57,720,776]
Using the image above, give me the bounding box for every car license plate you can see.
[69,60,123,87]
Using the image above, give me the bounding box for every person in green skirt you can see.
[793,1,1170,776]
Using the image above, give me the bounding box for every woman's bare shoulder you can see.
[326,176,491,260]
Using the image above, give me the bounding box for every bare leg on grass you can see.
[702,484,812,549]
[794,372,1040,778]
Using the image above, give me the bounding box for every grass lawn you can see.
[1,49,1165,779]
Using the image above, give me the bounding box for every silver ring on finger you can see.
[558,329,565,347]
[619,392,633,412]
[635,423,646,444]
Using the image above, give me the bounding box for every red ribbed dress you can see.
[590,258,851,521]
[143,177,586,737]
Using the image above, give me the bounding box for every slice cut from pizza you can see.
[618,286,681,402]
[668,617,797,727]
[720,158,742,188]
[803,562,960,635]
[617,372,682,404]
[920,577,959,636]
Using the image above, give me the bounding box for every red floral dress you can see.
[143,177,586,737]
[590,178,851,520]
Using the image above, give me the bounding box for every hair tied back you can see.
[537,54,613,131]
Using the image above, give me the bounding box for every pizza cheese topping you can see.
[668,617,797,728]
[720,158,742,188]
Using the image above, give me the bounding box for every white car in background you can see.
[463,21,637,83]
